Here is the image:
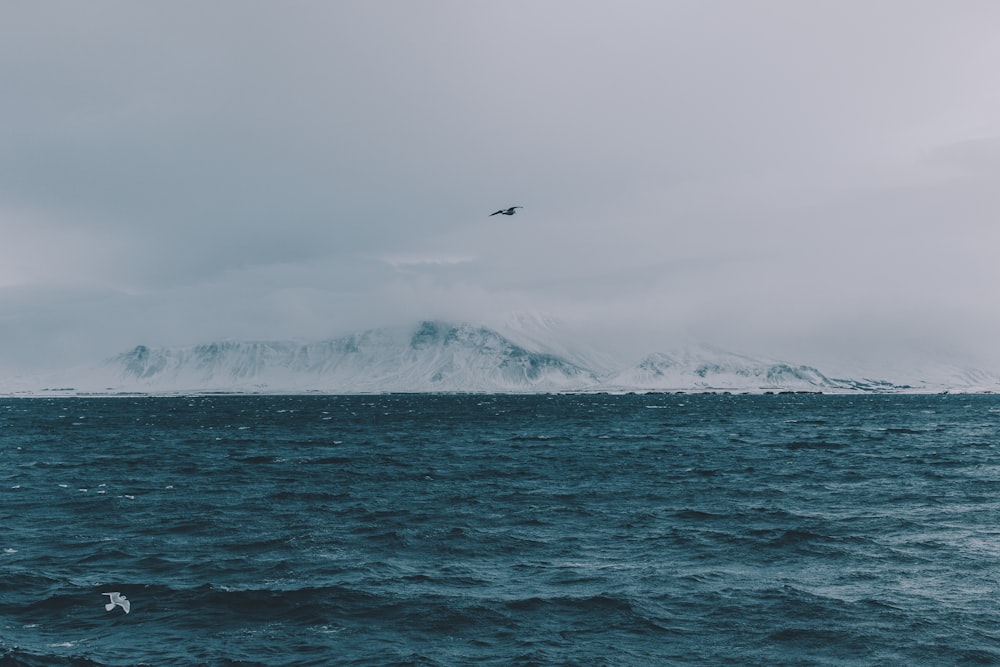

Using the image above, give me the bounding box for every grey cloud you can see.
[2,1,1000,373]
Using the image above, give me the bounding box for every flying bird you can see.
[489,206,522,216]
[103,591,131,614]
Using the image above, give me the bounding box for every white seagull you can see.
[103,591,131,614]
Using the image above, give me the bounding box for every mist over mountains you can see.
[7,320,999,395]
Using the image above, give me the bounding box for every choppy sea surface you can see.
[2,393,999,666]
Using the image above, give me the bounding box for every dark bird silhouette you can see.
[489,206,522,216]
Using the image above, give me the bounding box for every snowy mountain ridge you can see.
[95,321,598,394]
[6,320,1000,395]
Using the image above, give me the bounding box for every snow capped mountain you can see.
[836,360,1000,394]
[606,348,851,392]
[5,319,999,395]
[88,320,599,394]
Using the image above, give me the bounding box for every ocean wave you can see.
[4,393,999,665]
[0,649,111,667]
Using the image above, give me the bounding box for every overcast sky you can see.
[2,1,999,374]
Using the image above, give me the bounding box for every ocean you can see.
[1,393,998,666]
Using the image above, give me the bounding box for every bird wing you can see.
[489,210,503,216]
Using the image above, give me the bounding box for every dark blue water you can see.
[2,393,999,666]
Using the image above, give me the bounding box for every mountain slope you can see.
[606,347,865,392]
[100,321,599,393]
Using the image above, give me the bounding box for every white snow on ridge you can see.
[603,349,844,393]
[3,319,999,395]
[41,321,597,395]
[492,311,622,376]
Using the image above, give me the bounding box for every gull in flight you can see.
[103,592,131,614]
[489,206,522,216]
